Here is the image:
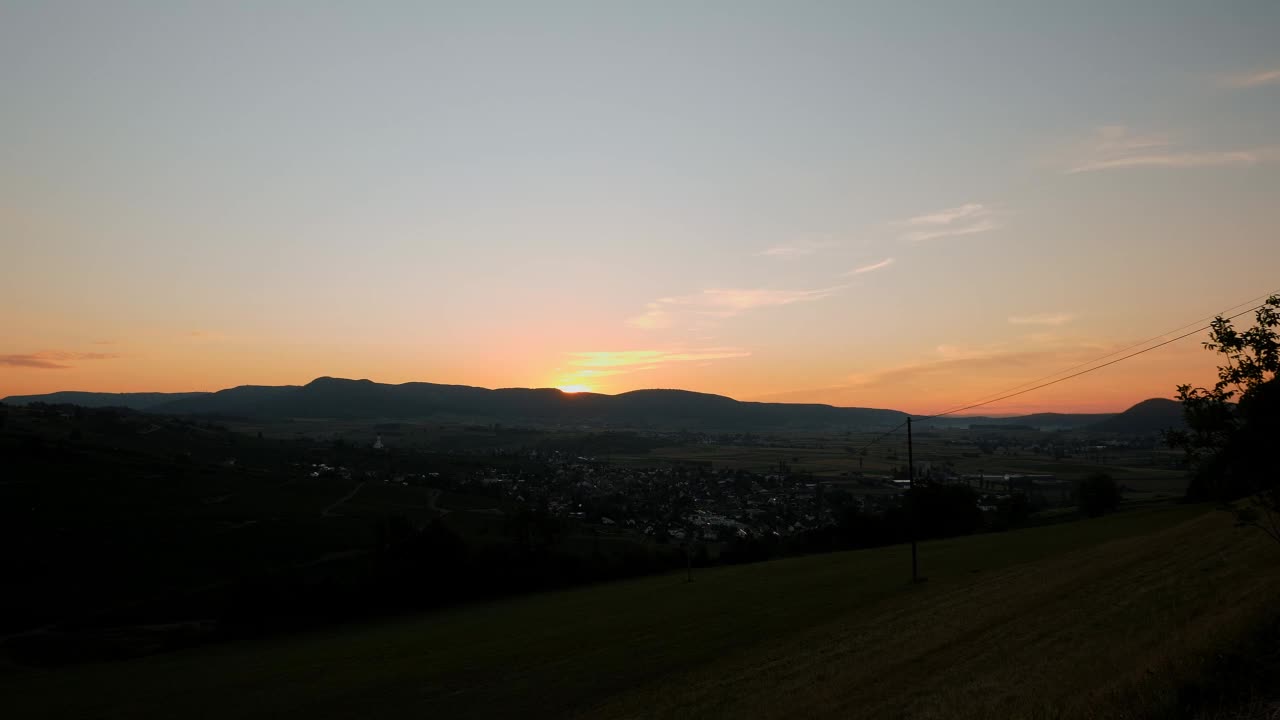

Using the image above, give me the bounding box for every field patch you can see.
[7,505,1276,719]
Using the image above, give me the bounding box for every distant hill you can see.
[934,412,1113,431]
[0,391,209,411]
[150,384,301,416]
[4,379,1186,433]
[119,377,908,430]
[1089,398,1185,435]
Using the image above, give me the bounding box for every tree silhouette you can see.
[1075,472,1120,518]
[1167,295,1280,547]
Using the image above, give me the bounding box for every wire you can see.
[853,418,908,455]
[845,290,1278,458]
[926,289,1280,415]
[915,302,1271,422]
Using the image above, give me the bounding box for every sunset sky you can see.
[3,2,1278,414]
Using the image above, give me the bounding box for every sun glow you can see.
[557,384,592,393]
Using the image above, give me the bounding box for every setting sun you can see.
[556,384,592,394]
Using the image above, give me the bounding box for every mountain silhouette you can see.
[0,391,208,411]
[1088,398,1185,434]
[151,377,908,429]
[7,377,907,430]
[3,378,1184,433]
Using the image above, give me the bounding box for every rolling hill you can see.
[6,377,909,430]
[1088,397,1186,434]
[0,391,209,411]
[5,378,1187,433]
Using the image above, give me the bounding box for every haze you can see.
[4,1,1278,413]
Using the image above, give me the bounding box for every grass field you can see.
[617,429,1190,500]
[6,503,1278,719]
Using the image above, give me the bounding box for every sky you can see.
[2,1,1278,414]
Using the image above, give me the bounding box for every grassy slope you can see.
[6,505,1277,719]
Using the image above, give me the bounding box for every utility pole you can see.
[907,416,918,582]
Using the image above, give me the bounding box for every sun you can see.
[557,384,593,393]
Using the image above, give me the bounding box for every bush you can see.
[1076,472,1121,517]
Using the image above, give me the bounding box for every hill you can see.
[0,391,208,411]
[8,377,909,430]
[3,383,1193,434]
[5,506,1276,719]
[1089,397,1185,434]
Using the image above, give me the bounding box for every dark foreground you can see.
[5,505,1278,719]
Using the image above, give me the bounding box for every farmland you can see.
[235,416,1191,500]
[5,503,1277,719]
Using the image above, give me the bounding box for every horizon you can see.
[4,2,1279,414]
[1,372,1168,417]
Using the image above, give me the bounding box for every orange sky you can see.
[0,323,1231,415]
[3,4,1277,415]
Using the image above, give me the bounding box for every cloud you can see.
[898,203,998,242]
[1009,312,1075,326]
[568,348,751,371]
[627,285,845,329]
[693,287,845,312]
[755,236,837,258]
[1065,126,1279,173]
[1222,68,1280,88]
[751,333,1189,413]
[555,347,752,388]
[628,303,675,330]
[844,341,1107,390]
[0,351,120,370]
[909,203,987,226]
[847,258,895,275]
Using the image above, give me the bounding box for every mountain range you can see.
[1,377,1185,434]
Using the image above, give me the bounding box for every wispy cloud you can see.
[844,341,1099,389]
[568,348,751,370]
[627,286,845,329]
[847,257,895,275]
[898,203,998,242]
[186,330,233,343]
[751,335,1172,413]
[0,351,120,370]
[1009,312,1075,326]
[1222,67,1280,88]
[693,287,844,311]
[555,347,751,387]
[1065,126,1279,173]
[628,303,677,330]
[755,237,837,258]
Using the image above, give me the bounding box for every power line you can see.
[916,302,1270,422]
[875,289,1276,583]
[846,291,1276,467]
[926,289,1280,415]
[850,418,908,456]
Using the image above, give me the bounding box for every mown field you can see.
[6,504,1277,719]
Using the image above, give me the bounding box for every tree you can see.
[990,492,1031,531]
[911,483,984,538]
[1166,295,1280,547]
[1075,472,1121,518]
